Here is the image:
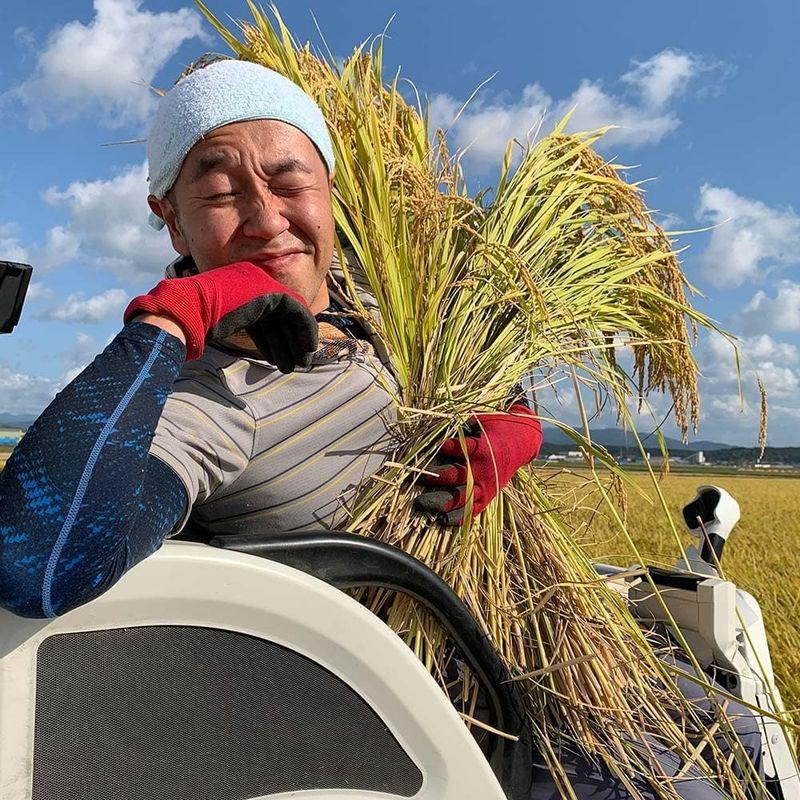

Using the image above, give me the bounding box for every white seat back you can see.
[0,541,506,800]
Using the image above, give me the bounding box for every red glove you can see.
[124,261,318,371]
[415,404,543,525]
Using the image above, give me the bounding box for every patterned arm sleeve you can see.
[0,321,189,618]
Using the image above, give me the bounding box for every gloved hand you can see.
[415,404,543,525]
[124,261,318,371]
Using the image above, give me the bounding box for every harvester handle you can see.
[210,530,534,800]
[681,485,740,568]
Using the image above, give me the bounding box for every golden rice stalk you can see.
[194,3,776,796]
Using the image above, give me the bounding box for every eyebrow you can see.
[188,152,314,183]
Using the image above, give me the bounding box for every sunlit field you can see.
[551,467,800,717]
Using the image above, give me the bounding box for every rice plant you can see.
[193,3,785,795]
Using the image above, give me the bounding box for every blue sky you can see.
[1,0,798,446]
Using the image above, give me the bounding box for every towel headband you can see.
[147,59,335,230]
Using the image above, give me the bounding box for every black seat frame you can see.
[208,530,535,800]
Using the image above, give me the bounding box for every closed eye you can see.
[271,186,308,196]
[204,192,239,201]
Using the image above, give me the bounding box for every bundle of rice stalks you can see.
[195,2,782,796]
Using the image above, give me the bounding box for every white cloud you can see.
[702,331,798,387]
[61,367,85,386]
[697,185,800,287]
[428,49,720,171]
[737,332,798,363]
[621,50,698,108]
[0,363,59,416]
[757,363,799,400]
[428,84,550,167]
[1,220,82,273]
[555,80,680,146]
[738,281,800,333]
[0,330,109,416]
[0,222,30,263]
[25,281,55,302]
[3,163,172,277]
[695,331,800,444]
[706,393,749,420]
[13,27,36,49]
[39,288,129,323]
[42,162,175,278]
[65,332,101,365]
[705,331,798,367]
[6,0,206,130]
[38,226,81,270]
[528,331,800,445]
[652,211,683,230]
[62,332,104,383]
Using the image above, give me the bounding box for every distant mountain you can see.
[705,447,800,466]
[0,414,35,430]
[0,417,745,449]
[542,426,737,452]
[688,440,740,452]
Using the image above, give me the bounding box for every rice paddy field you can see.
[553,467,800,718]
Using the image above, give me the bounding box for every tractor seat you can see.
[0,532,532,800]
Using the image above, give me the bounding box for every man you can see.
[0,59,542,616]
[0,59,755,799]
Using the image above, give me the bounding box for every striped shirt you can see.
[149,270,399,535]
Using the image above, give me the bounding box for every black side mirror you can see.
[0,261,33,334]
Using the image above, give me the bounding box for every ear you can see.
[147,194,190,257]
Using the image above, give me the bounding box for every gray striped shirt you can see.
[149,272,399,534]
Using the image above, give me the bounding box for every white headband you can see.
[147,59,335,230]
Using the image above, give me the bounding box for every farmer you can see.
[0,60,759,799]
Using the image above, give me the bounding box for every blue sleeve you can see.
[0,321,190,618]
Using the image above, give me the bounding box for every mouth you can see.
[248,252,307,274]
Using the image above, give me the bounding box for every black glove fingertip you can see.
[273,337,296,374]
[439,509,465,527]
[414,490,453,514]
[300,326,319,354]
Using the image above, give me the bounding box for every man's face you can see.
[149,119,335,313]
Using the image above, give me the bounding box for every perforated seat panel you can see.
[32,626,423,800]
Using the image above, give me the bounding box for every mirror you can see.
[0,261,33,334]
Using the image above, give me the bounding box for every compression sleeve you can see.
[0,321,189,618]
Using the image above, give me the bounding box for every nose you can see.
[240,183,291,241]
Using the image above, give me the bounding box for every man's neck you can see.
[309,279,331,315]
